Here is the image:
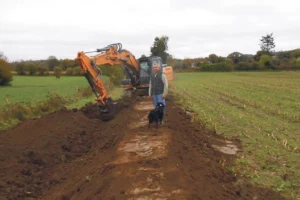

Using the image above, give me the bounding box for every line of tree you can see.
[165,33,300,72]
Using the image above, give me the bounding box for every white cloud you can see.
[0,0,300,61]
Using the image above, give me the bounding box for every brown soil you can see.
[0,95,289,200]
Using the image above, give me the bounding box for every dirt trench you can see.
[0,95,289,200]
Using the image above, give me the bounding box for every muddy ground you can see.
[0,95,289,200]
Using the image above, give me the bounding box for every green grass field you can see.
[171,71,300,198]
[0,75,122,130]
[0,76,110,107]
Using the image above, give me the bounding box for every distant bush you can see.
[236,62,252,71]
[72,66,82,76]
[252,62,259,70]
[200,62,231,72]
[259,55,274,70]
[65,67,73,75]
[54,66,63,77]
[15,62,26,75]
[278,58,293,70]
[296,58,300,69]
[37,66,49,76]
[99,64,123,85]
[224,59,234,71]
[27,63,37,75]
[0,59,13,86]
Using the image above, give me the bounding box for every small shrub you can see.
[259,55,274,70]
[72,66,82,76]
[27,63,37,75]
[37,66,49,76]
[65,67,73,75]
[0,59,13,86]
[99,65,124,85]
[54,66,63,77]
[296,58,300,69]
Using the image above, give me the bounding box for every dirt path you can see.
[0,96,289,200]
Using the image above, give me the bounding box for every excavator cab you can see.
[122,56,163,90]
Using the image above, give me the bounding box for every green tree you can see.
[296,58,300,69]
[27,63,37,75]
[54,66,63,77]
[227,52,247,64]
[65,67,73,75]
[62,59,77,70]
[224,58,234,71]
[47,56,59,71]
[72,66,82,76]
[260,33,275,52]
[291,49,300,58]
[259,55,274,69]
[254,50,272,61]
[150,36,169,63]
[37,66,49,75]
[15,62,27,75]
[0,58,13,86]
[208,54,218,63]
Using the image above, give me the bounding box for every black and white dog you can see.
[148,102,165,128]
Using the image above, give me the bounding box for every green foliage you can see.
[260,33,275,52]
[236,62,252,71]
[37,66,49,75]
[47,56,59,71]
[65,67,73,75]
[259,55,274,69]
[296,58,300,69]
[99,64,124,85]
[54,66,63,77]
[208,54,218,63]
[72,66,82,76]
[252,62,259,70]
[61,59,77,70]
[27,63,37,75]
[15,62,27,75]
[200,63,229,72]
[150,35,169,63]
[173,60,187,70]
[227,52,248,64]
[254,50,272,61]
[0,59,13,86]
[224,58,234,71]
[291,49,300,58]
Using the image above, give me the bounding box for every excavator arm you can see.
[93,43,141,86]
[77,51,109,106]
[76,43,141,119]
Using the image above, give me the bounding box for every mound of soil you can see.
[0,95,289,200]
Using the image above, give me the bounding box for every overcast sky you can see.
[0,0,299,61]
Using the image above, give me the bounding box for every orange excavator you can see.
[76,43,173,120]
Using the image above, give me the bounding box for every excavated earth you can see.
[0,95,289,200]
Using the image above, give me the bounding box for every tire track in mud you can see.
[105,98,189,199]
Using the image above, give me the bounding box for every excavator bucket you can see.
[98,97,118,121]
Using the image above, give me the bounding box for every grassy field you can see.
[0,76,110,107]
[0,75,124,130]
[171,71,300,199]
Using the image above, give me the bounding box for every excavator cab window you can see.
[140,61,150,72]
